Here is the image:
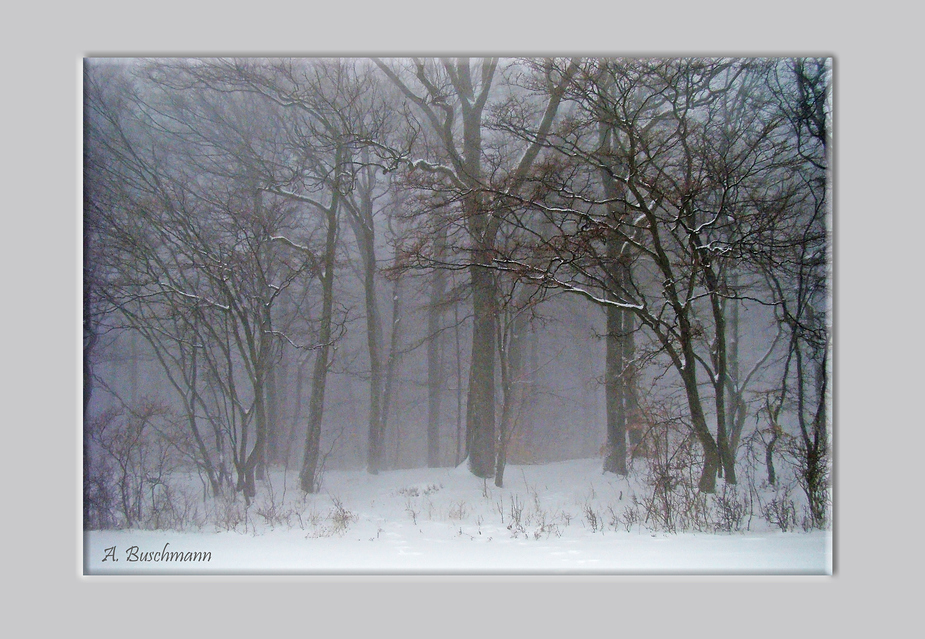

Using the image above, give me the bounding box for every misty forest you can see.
[83,57,830,569]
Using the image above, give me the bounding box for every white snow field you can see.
[84,458,831,575]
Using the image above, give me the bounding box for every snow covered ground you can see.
[84,458,831,575]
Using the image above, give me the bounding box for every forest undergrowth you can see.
[84,404,829,538]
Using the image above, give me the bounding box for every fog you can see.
[83,57,830,574]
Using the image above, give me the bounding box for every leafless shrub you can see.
[305,495,357,538]
[635,414,703,532]
[255,493,293,529]
[296,504,325,532]
[780,435,830,530]
[86,399,191,530]
[507,495,524,535]
[533,522,561,540]
[328,496,356,533]
[621,501,641,532]
[142,481,204,531]
[84,453,117,530]
[405,496,419,525]
[583,502,602,533]
[448,500,468,520]
[423,496,437,520]
[213,491,247,532]
[396,483,442,498]
[712,483,749,533]
[761,485,799,532]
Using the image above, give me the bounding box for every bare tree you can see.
[86,60,328,498]
[374,57,579,478]
[764,58,831,526]
[85,57,830,511]
[493,58,805,492]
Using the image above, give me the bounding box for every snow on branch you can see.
[261,186,330,212]
[157,281,230,312]
[492,258,644,311]
[405,158,466,190]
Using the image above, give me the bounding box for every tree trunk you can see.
[466,259,497,478]
[603,301,628,475]
[727,271,742,451]
[381,274,403,467]
[495,292,528,487]
[711,303,736,484]
[426,233,447,467]
[598,123,631,476]
[622,312,642,456]
[494,383,511,488]
[699,253,736,485]
[679,360,720,493]
[454,287,465,466]
[766,428,778,486]
[362,232,384,476]
[242,366,267,499]
[300,195,339,493]
[272,348,289,465]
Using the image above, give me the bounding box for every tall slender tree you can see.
[374,57,579,477]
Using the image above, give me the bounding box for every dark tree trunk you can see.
[466,260,497,478]
[644,202,724,493]
[254,343,271,484]
[300,194,339,493]
[241,366,267,499]
[766,428,778,486]
[698,249,736,485]
[711,300,735,484]
[299,344,330,493]
[726,272,743,452]
[679,359,720,494]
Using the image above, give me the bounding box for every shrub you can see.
[86,400,191,529]
[712,483,749,532]
[761,485,799,532]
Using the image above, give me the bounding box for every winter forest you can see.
[82,57,831,573]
